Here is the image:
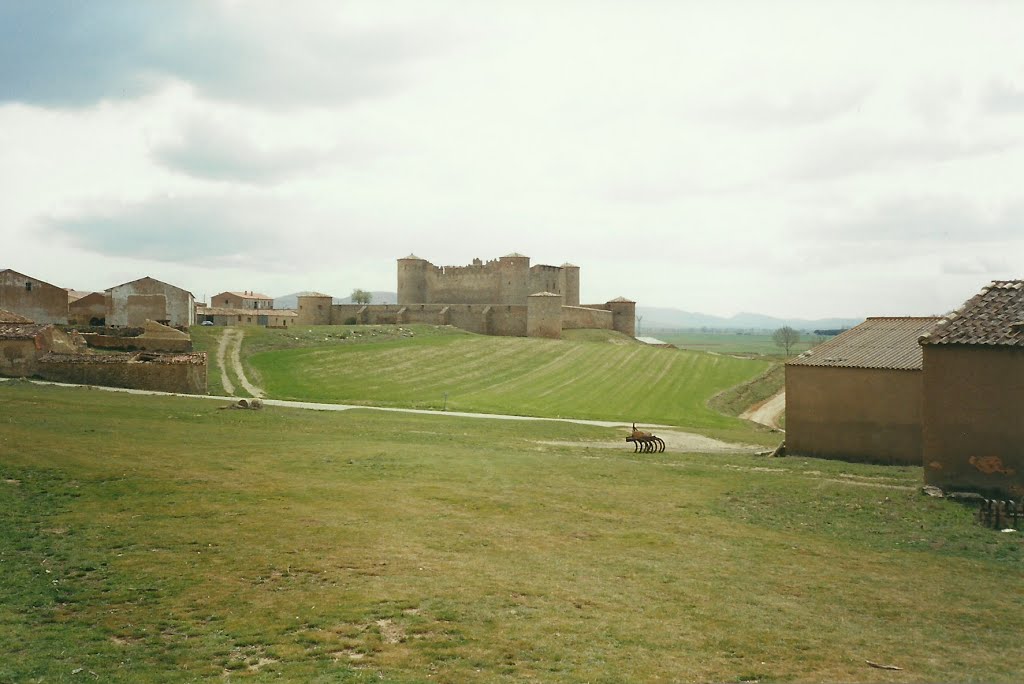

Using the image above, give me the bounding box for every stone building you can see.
[309,253,634,339]
[210,291,274,310]
[919,280,1024,497]
[786,317,939,465]
[196,305,297,328]
[105,276,195,328]
[0,269,69,324]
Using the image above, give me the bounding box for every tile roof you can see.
[787,317,940,371]
[919,280,1024,347]
[225,291,273,299]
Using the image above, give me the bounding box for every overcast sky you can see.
[1,1,1022,319]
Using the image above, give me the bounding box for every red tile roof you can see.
[920,280,1024,347]
[787,317,940,371]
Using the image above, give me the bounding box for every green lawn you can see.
[652,331,819,358]
[2,382,1021,682]
[226,325,775,443]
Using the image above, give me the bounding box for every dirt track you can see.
[215,328,264,398]
[740,389,785,430]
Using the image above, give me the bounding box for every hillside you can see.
[232,324,776,441]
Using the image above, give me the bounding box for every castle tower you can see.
[606,297,636,337]
[561,263,580,306]
[527,292,563,339]
[296,293,333,325]
[498,253,531,305]
[397,254,429,304]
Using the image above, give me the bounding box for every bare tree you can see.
[635,314,643,337]
[351,289,372,305]
[772,326,800,356]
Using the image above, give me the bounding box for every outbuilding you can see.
[785,317,939,465]
[919,280,1024,496]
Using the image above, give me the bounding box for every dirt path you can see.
[540,428,759,454]
[740,389,785,430]
[215,328,264,398]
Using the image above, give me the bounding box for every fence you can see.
[976,499,1023,529]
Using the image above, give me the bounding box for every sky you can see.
[1,1,1022,319]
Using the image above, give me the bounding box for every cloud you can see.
[0,1,439,109]
[152,119,348,184]
[821,196,1024,244]
[41,196,286,265]
[983,81,1024,115]
[791,132,1014,181]
[707,84,871,128]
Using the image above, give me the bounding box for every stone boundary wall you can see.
[81,334,192,353]
[37,352,208,395]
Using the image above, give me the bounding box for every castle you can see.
[295,253,635,339]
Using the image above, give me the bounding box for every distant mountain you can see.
[638,306,862,332]
[274,291,398,309]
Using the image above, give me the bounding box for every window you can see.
[25,282,32,291]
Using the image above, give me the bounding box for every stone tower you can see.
[607,297,636,337]
[497,253,531,305]
[397,254,429,305]
[296,293,333,325]
[527,292,563,339]
[561,263,580,306]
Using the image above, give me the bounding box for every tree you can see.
[351,289,372,305]
[772,326,800,356]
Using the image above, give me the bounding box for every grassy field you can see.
[2,381,1022,682]
[194,325,778,443]
[652,331,819,358]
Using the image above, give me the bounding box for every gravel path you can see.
[4,378,761,453]
[740,389,785,430]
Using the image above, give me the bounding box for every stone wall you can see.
[68,292,106,325]
[37,352,208,395]
[82,334,192,353]
[561,306,613,330]
[0,338,38,377]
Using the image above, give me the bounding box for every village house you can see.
[785,317,939,465]
[195,305,297,328]
[0,268,69,324]
[919,280,1024,497]
[105,276,195,328]
[210,291,274,310]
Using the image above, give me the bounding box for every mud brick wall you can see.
[37,352,208,395]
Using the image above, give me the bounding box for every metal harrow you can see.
[626,423,666,453]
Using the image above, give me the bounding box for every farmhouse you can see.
[210,291,274,310]
[919,280,1024,497]
[296,254,635,339]
[0,268,69,324]
[106,276,195,328]
[196,305,297,328]
[785,317,939,465]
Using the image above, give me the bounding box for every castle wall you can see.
[561,306,613,330]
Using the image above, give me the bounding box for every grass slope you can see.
[2,382,1022,682]
[240,325,773,440]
